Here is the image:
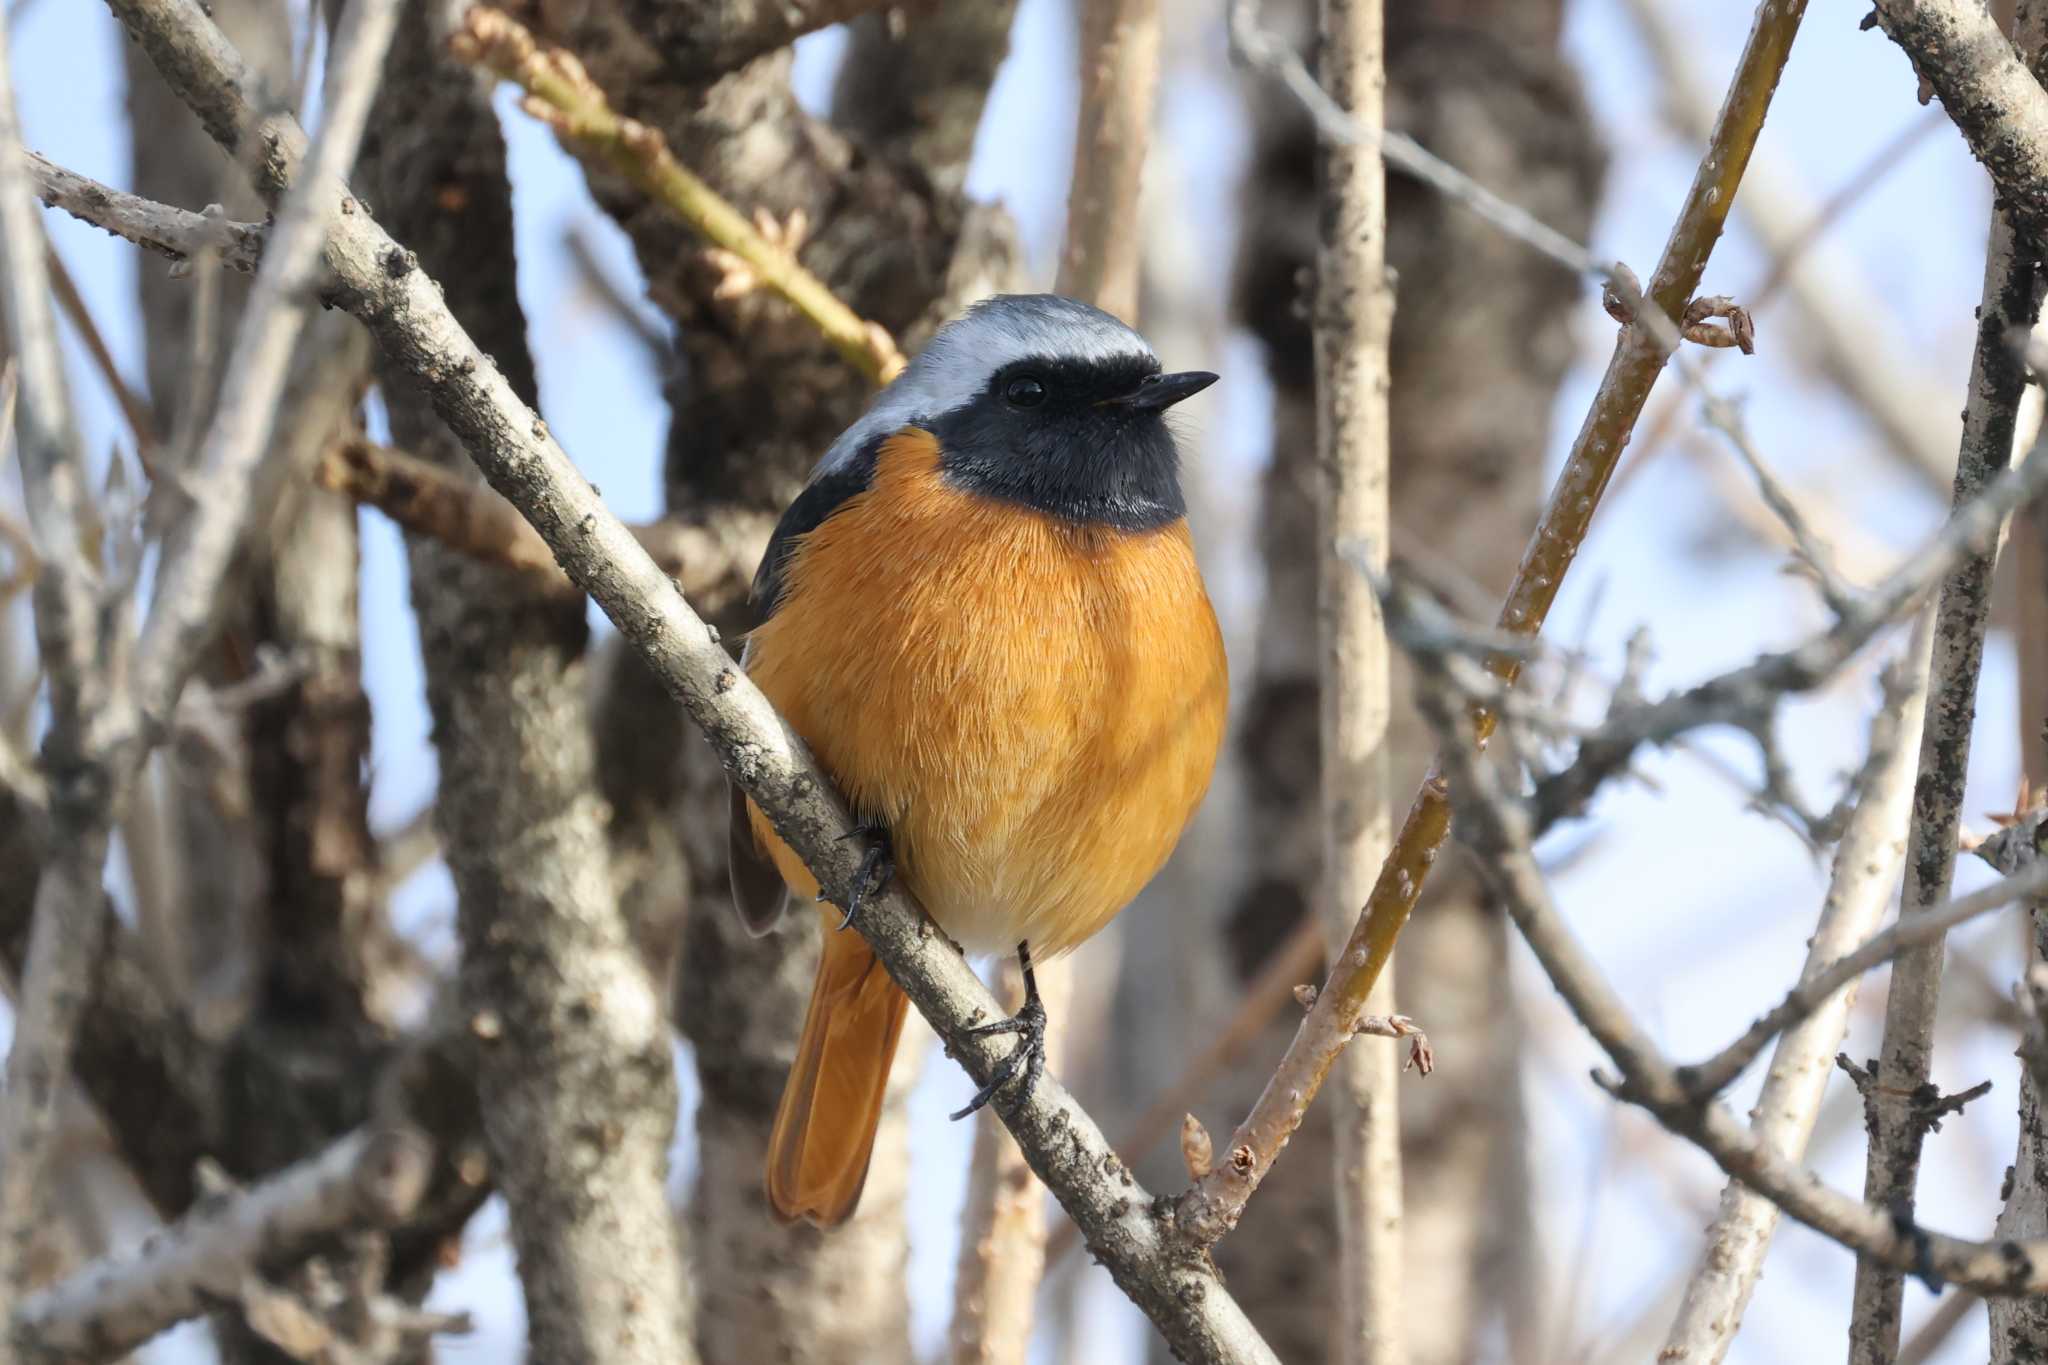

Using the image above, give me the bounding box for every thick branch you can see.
[105,0,1275,1357]
[12,1127,431,1360]
[1869,0,2048,253]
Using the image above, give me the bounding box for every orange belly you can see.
[743,428,1228,958]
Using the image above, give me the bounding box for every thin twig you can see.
[1412,649,2048,1302]
[11,1127,432,1360]
[129,0,402,731]
[0,0,115,1316]
[1174,0,1811,1250]
[42,240,160,467]
[1623,0,1955,491]
[1658,616,1931,1365]
[1695,385,1859,614]
[450,6,905,384]
[27,153,267,274]
[1524,428,2048,838]
[315,437,760,602]
[108,0,1276,1356]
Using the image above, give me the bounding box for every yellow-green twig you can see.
[1174,0,1808,1248]
[451,7,906,385]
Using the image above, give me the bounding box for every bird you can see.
[728,293,1229,1228]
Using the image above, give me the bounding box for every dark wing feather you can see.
[727,428,893,933]
[751,429,890,618]
[728,779,791,935]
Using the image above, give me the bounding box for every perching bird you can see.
[728,294,1229,1227]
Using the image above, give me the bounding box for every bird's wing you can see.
[727,777,791,935]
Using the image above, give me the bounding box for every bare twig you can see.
[108,0,1276,1356]
[1313,0,1401,1357]
[129,0,401,730]
[43,241,160,466]
[1658,617,1931,1365]
[0,0,398,1324]
[1175,0,1810,1250]
[1623,0,1955,490]
[27,153,266,273]
[315,437,760,602]
[451,6,905,384]
[1695,386,1860,614]
[1413,658,2048,1301]
[11,1126,431,1360]
[1227,0,1600,283]
[1851,103,2047,1359]
[0,0,116,1316]
[1526,429,2048,838]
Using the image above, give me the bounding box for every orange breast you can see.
[743,428,1228,958]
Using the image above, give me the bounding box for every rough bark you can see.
[355,6,692,1362]
[1194,6,1600,1361]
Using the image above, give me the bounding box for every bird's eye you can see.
[1004,375,1048,407]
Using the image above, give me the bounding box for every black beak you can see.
[1104,369,1219,412]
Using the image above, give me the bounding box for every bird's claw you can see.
[951,945,1047,1120]
[835,823,893,932]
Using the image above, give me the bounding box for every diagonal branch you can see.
[451,6,904,385]
[105,0,1276,1357]
[12,1126,432,1360]
[1409,632,2048,1302]
[1659,618,1930,1365]
[1868,0,2048,253]
[1173,0,1810,1249]
[28,153,267,273]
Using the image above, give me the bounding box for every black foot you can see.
[833,822,893,931]
[951,942,1047,1120]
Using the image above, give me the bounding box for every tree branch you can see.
[12,1126,432,1361]
[26,153,267,274]
[314,437,762,602]
[0,0,110,1315]
[1658,616,1932,1365]
[451,5,905,385]
[1173,0,1809,1250]
[1411,643,2048,1302]
[1867,0,2048,254]
[1312,0,1402,1359]
[104,0,1277,1357]
[1850,89,2047,1357]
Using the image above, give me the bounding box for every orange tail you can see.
[766,914,911,1226]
